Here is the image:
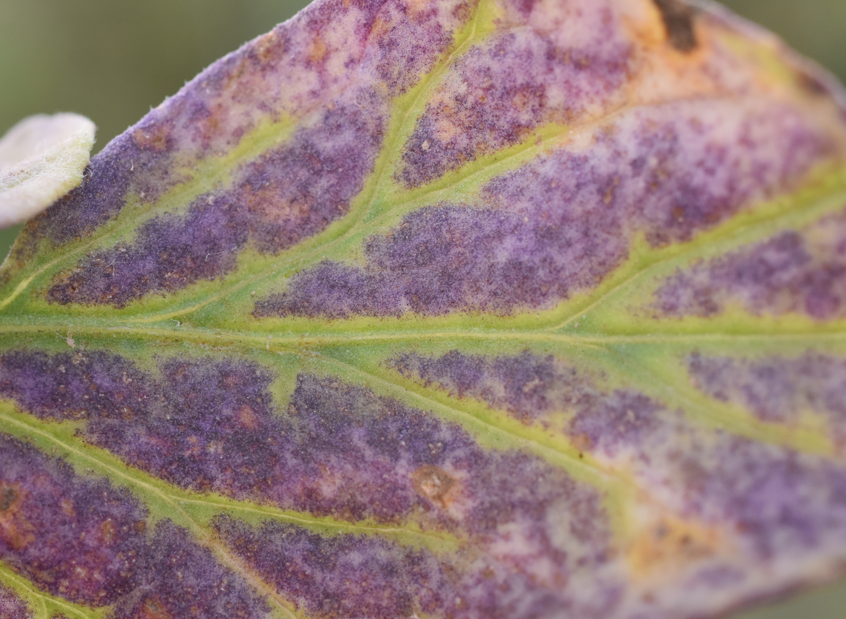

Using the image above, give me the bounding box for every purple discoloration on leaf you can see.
[390,350,663,455]
[688,352,846,446]
[214,517,450,619]
[260,100,834,318]
[111,521,270,619]
[398,5,632,187]
[0,584,32,619]
[214,516,619,619]
[644,434,846,560]
[0,351,613,591]
[568,391,846,562]
[390,350,571,422]
[0,433,148,607]
[0,433,269,617]
[0,350,152,422]
[388,349,846,562]
[48,96,388,307]
[3,0,846,616]
[656,207,846,320]
[20,0,474,251]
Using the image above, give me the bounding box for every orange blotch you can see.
[308,38,328,65]
[0,482,35,551]
[627,513,723,579]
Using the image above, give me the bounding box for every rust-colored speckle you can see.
[100,519,116,546]
[0,482,35,551]
[138,596,175,619]
[412,465,456,505]
[132,125,172,153]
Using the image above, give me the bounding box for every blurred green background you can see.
[0,1,845,617]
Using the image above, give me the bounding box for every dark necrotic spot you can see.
[47,93,387,308]
[0,583,32,619]
[652,0,698,52]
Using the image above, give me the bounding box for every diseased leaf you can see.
[1,0,846,618]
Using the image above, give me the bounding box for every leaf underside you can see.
[2,0,846,618]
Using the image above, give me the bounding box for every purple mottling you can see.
[388,349,846,562]
[0,433,148,606]
[398,2,631,187]
[688,352,846,442]
[0,433,269,616]
[0,350,152,422]
[111,521,269,619]
[48,97,387,307]
[389,350,663,454]
[570,390,846,560]
[567,391,663,458]
[256,204,594,318]
[214,516,617,619]
[26,114,178,248]
[0,584,32,619]
[262,100,834,318]
[214,517,449,619]
[366,0,477,97]
[656,208,846,320]
[673,436,846,558]
[390,350,585,422]
[0,350,615,601]
[20,0,473,253]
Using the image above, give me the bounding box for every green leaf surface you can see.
[1,0,846,617]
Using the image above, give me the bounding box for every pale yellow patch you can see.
[0,113,96,228]
[627,511,725,580]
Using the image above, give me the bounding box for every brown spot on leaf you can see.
[652,0,698,53]
[100,519,116,546]
[412,465,456,505]
[0,482,34,551]
[131,125,172,153]
[628,514,722,578]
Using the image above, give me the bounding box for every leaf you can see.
[0,0,845,618]
[0,114,96,229]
